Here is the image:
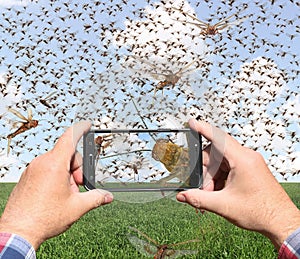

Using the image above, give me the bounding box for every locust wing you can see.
[127,234,158,257]
[8,108,29,121]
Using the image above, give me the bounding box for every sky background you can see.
[0,0,299,183]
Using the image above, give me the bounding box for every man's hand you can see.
[177,119,300,249]
[0,121,113,249]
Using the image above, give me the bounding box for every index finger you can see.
[189,119,242,166]
[53,121,92,161]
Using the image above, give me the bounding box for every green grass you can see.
[1,183,299,258]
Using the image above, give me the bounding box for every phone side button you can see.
[89,154,93,166]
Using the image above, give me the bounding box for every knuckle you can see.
[243,147,265,164]
[188,196,202,208]
[95,196,105,207]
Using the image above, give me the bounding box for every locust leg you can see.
[7,137,12,156]
[155,164,190,186]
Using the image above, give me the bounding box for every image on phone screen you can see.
[83,129,202,192]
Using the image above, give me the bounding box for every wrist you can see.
[0,220,42,250]
[264,203,300,249]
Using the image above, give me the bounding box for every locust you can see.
[7,108,38,155]
[151,138,189,185]
[172,6,248,36]
[127,226,199,259]
[131,97,190,186]
[39,91,56,108]
[94,134,113,164]
[129,56,197,97]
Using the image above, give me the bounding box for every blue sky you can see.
[0,0,299,182]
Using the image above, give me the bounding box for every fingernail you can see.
[95,189,114,205]
[177,193,186,202]
[104,194,114,204]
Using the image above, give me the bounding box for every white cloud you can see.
[113,0,207,63]
[0,73,23,117]
[0,0,34,7]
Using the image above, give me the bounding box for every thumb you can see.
[69,189,114,218]
[177,189,226,215]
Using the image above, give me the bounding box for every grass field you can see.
[1,183,299,258]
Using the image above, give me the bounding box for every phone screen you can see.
[83,129,202,192]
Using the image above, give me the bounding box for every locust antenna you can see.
[128,226,159,246]
[130,95,148,129]
[129,95,157,142]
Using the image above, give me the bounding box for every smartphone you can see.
[83,128,202,192]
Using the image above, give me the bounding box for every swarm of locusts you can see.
[0,0,299,182]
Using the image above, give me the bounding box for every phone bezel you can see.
[83,128,202,192]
